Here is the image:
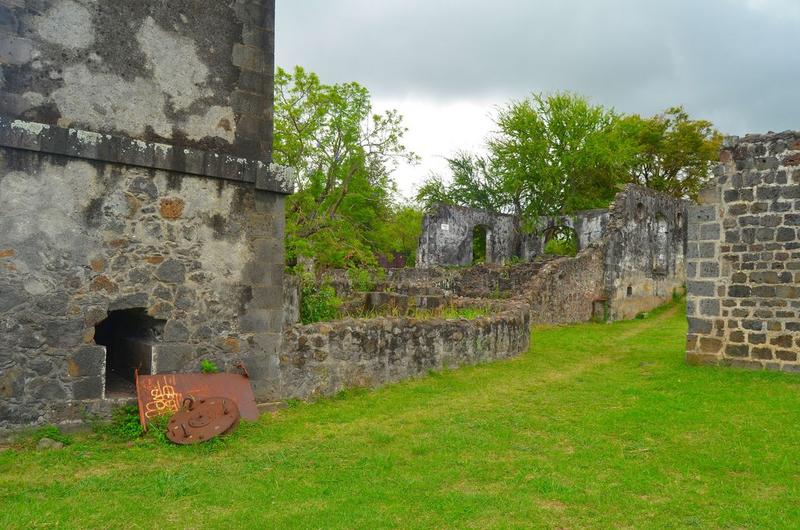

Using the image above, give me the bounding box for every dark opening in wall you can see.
[94,308,165,398]
[635,202,646,221]
[472,225,489,264]
[627,285,633,297]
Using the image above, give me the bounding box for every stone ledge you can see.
[0,118,294,194]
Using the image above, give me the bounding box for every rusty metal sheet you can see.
[166,396,240,445]
[135,372,259,426]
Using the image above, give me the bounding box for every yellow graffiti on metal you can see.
[143,376,182,419]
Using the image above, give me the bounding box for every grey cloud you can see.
[276,0,800,135]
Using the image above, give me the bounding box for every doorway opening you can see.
[472,225,490,264]
[95,308,165,398]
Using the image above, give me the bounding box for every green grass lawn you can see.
[3,301,800,529]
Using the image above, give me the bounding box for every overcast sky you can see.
[275,0,800,198]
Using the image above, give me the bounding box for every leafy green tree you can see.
[371,203,425,265]
[416,152,511,213]
[417,93,630,228]
[273,66,417,268]
[489,92,630,221]
[416,95,721,233]
[616,107,722,199]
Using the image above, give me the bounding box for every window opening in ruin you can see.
[543,226,578,257]
[472,225,489,264]
[627,285,633,297]
[635,202,646,221]
[653,213,669,274]
[676,212,684,229]
[94,308,165,398]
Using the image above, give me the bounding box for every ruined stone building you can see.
[0,1,290,430]
[686,133,800,370]
[417,205,608,268]
[0,1,699,435]
[417,185,688,322]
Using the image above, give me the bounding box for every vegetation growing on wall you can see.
[543,226,579,257]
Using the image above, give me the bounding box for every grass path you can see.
[3,301,800,529]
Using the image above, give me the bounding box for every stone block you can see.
[725,344,750,358]
[72,376,103,400]
[108,293,150,311]
[69,346,105,377]
[700,223,721,240]
[687,281,715,297]
[699,262,720,278]
[699,337,722,353]
[699,299,720,317]
[155,259,186,283]
[163,320,190,342]
[688,318,713,334]
[240,310,282,333]
[42,319,85,348]
[154,344,194,373]
[751,347,773,360]
[689,205,717,223]
[728,285,751,298]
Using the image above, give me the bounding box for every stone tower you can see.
[0,0,291,432]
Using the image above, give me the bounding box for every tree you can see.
[417,93,629,228]
[273,66,417,268]
[616,107,722,200]
[489,92,630,221]
[416,152,510,213]
[415,95,722,232]
[370,203,425,265]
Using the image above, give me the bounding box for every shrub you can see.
[544,237,578,257]
[347,267,384,292]
[108,405,144,440]
[146,413,173,445]
[300,284,341,324]
[200,359,219,374]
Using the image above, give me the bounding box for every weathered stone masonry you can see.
[416,204,609,268]
[416,185,687,324]
[281,298,531,399]
[686,132,800,370]
[0,0,291,432]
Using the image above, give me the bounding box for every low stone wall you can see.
[525,248,605,324]
[318,261,553,301]
[279,299,530,399]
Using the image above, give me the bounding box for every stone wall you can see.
[686,132,800,370]
[602,185,687,320]
[416,205,518,267]
[523,185,687,324]
[338,186,686,326]
[525,248,605,324]
[416,203,610,268]
[520,209,610,260]
[1,0,275,166]
[280,299,531,399]
[0,151,287,429]
[0,1,289,433]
